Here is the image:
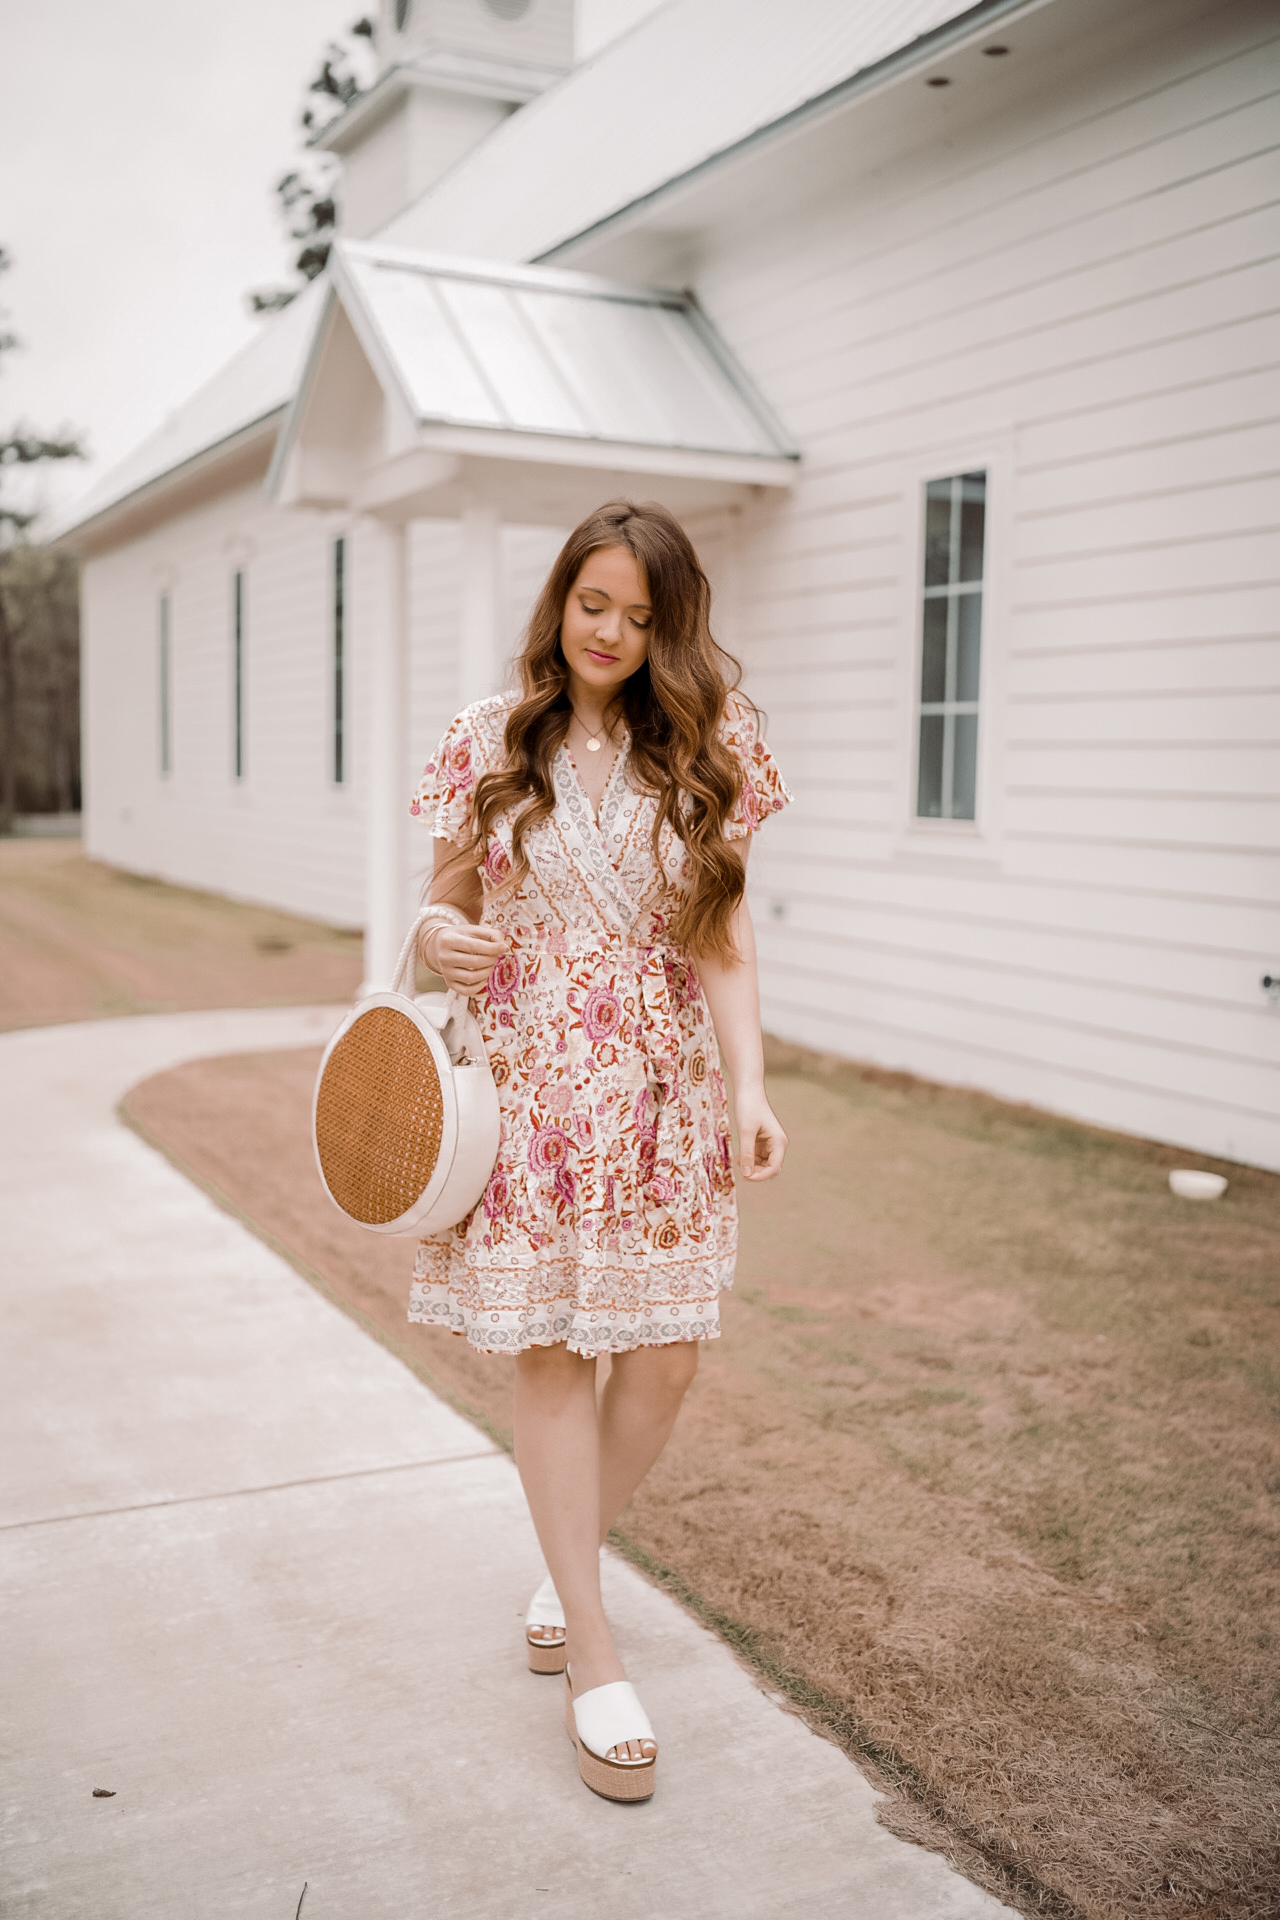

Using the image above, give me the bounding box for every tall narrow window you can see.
[231,570,246,781]
[158,592,172,776]
[916,471,985,821]
[332,536,346,785]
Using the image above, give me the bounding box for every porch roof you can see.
[269,240,796,498]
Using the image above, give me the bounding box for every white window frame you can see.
[331,534,347,787]
[891,438,1011,861]
[918,471,985,822]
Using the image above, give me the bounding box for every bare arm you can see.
[418,837,508,996]
[693,844,787,1183]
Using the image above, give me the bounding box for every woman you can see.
[410,499,789,1802]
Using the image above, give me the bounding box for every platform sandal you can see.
[525,1573,567,1674]
[564,1667,657,1802]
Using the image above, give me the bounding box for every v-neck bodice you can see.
[411,690,790,958]
[559,735,627,839]
[541,724,674,946]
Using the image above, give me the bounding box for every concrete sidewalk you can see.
[1,1009,1013,1920]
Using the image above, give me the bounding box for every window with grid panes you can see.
[231,570,245,780]
[916,471,985,821]
[332,537,346,785]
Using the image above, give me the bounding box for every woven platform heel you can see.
[564,1667,657,1802]
[525,1573,567,1674]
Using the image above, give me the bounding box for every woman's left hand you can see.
[734,1088,787,1181]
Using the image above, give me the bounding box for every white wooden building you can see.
[57,0,1280,1171]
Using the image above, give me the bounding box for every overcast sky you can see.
[0,0,661,520]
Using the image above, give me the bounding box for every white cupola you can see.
[315,0,574,240]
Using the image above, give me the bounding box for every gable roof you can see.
[267,242,796,526]
[381,0,1030,262]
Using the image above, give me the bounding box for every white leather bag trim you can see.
[408,1004,501,1235]
[312,905,501,1237]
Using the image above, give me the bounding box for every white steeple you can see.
[316,0,575,240]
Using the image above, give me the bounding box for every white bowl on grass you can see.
[1169,1169,1228,1201]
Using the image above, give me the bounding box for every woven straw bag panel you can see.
[315,1005,445,1224]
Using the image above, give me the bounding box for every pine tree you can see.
[0,246,85,830]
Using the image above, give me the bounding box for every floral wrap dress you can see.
[408,690,791,1357]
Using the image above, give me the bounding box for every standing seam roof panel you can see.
[355,260,507,426]
[334,246,793,456]
[434,279,590,435]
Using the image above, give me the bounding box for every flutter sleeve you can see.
[720,692,792,841]
[409,707,482,843]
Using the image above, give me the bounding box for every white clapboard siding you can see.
[756,965,1280,1166]
[407,516,463,903]
[701,1,1280,1167]
[759,920,1274,1080]
[1017,355,1279,472]
[83,483,367,930]
[1004,689,1280,746]
[1004,743,1276,795]
[84,503,566,932]
[1019,425,1280,516]
[771,894,1269,1016]
[723,60,1279,387]
[756,844,1277,944]
[1019,477,1280,557]
[406,518,565,883]
[720,17,1279,325]
[504,525,566,653]
[1008,639,1276,697]
[1008,585,1277,653]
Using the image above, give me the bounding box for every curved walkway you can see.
[0,1008,1012,1919]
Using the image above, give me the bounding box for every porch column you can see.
[362,514,411,992]
[457,496,503,707]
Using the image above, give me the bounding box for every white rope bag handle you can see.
[391,905,472,1057]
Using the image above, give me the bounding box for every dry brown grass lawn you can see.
[0,839,361,1026]
[122,1043,1280,1920]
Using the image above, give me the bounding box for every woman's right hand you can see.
[422,920,509,999]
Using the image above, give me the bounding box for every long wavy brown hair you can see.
[466,500,751,960]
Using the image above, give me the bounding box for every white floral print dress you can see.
[407,690,790,1357]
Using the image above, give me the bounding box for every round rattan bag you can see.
[312,914,500,1236]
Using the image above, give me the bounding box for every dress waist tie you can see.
[635,947,686,1232]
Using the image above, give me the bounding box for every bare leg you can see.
[515,1340,698,1764]
[514,1344,623,1698]
[597,1342,699,1540]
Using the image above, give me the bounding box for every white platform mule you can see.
[525,1572,567,1674]
[564,1668,657,1802]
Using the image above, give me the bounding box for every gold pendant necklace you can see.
[573,710,608,753]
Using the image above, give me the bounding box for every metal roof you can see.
[324,241,793,460]
[382,0,1025,262]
